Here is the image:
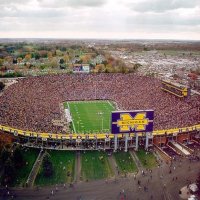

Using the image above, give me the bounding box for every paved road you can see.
[1,152,200,200]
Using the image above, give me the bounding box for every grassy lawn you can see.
[65,100,115,133]
[35,150,75,186]
[136,149,157,169]
[113,151,137,174]
[15,147,40,187]
[81,151,113,181]
[63,102,68,108]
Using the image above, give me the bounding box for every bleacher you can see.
[65,109,72,122]
[184,141,200,150]
[162,146,177,157]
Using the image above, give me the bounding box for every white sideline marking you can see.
[67,102,76,133]
[107,100,115,109]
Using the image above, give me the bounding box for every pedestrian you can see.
[51,190,54,195]
[142,170,144,176]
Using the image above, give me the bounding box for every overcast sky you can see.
[0,0,200,40]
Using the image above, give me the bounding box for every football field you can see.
[64,100,115,133]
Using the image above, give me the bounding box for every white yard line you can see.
[67,102,77,133]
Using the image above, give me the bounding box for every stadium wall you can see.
[153,136,167,146]
[177,133,190,143]
[0,124,200,140]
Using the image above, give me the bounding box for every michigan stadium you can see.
[0,73,200,154]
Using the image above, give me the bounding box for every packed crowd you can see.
[0,73,199,133]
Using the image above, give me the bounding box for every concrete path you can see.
[107,154,119,178]
[26,149,46,187]
[74,151,81,182]
[1,151,200,200]
[130,150,143,172]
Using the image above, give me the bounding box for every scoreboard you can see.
[111,110,154,134]
[161,80,191,98]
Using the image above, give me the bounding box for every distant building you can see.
[73,64,90,73]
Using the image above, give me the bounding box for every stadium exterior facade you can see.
[0,124,199,154]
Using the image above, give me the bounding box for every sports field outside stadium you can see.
[64,100,115,133]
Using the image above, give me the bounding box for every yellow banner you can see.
[0,124,199,140]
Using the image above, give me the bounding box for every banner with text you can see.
[111,110,154,134]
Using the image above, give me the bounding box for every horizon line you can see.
[0,37,200,42]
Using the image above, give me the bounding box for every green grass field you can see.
[65,100,115,133]
[35,150,75,186]
[113,151,137,174]
[136,149,157,169]
[81,151,113,181]
[15,147,40,187]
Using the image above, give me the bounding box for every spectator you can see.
[0,74,199,134]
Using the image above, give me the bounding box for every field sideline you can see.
[65,100,115,133]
